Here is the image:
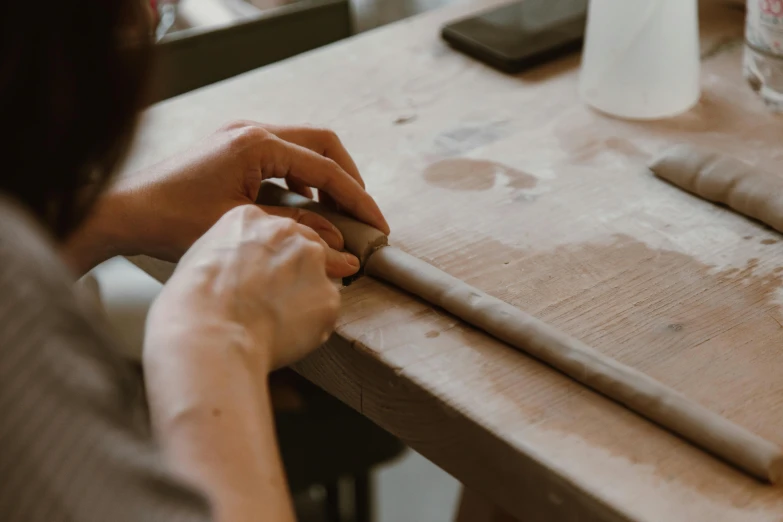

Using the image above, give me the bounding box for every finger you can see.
[227,122,376,221]
[268,126,366,189]
[260,138,390,235]
[294,223,361,278]
[286,178,314,199]
[258,205,344,250]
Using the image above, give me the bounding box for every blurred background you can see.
[95,1,461,521]
[154,0,452,35]
[147,0,456,101]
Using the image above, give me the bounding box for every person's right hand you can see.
[148,204,339,371]
[144,204,339,522]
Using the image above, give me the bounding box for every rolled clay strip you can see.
[650,144,783,234]
[258,182,783,484]
[256,183,388,265]
[367,247,783,484]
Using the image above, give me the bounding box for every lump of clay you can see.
[650,144,783,234]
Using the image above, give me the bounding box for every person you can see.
[0,1,389,521]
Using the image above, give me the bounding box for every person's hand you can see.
[149,204,340,370]
[64,121,389,277]
[144,204,339,522]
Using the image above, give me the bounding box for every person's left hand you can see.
[66,121,389,277]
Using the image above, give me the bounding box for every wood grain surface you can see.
[125,1,783,520]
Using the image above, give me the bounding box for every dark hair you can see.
[0,0,152,239]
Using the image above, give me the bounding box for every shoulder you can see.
[0,195,139,413]
[0,194,76,303]
[0,196,212,522]
[0,195,98,348]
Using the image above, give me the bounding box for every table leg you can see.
[454,487,519,522]
[324,480,341,522]
[353,472,372,522]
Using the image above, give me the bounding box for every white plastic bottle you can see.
[744,0,783,110]
[578,0,701,120]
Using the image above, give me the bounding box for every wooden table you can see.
[125,1,783,520]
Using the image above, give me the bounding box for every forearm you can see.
[144,315,295,522]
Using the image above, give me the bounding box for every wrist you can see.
[143,293,296,522]
[60,189,131,274]
[146,288,275,377]
[100,174,211,263]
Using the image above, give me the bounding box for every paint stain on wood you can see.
[432,122,509,157]
[422,233,783,498]
[340,229,783,503]
[427,232,783,437]
[423,158,537,192]
[394,114,417,125]
[761,239,778,245]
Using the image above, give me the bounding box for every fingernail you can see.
[344,253,360,268]
[373,209,390,234]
